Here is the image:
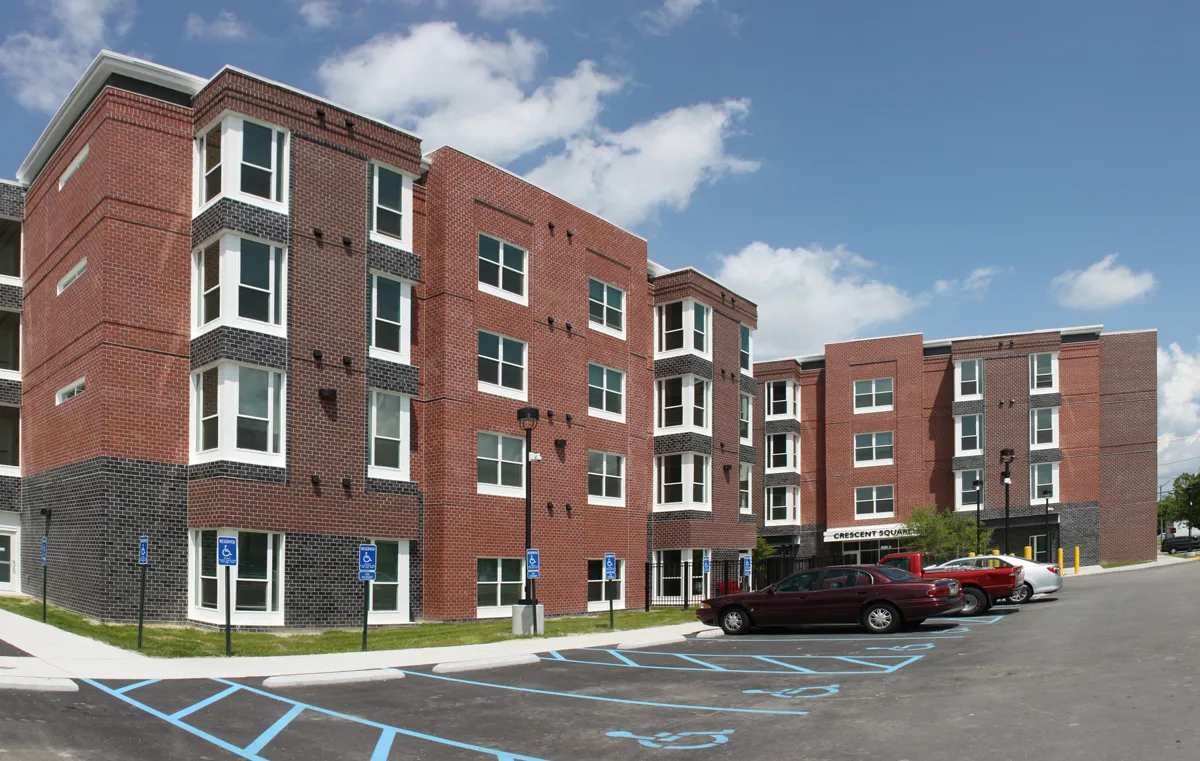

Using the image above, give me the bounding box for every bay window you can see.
[1030,353,1058,393]
[189,528,284,625]
[765,433,800,472]
[369,390,411,481]
[192,235,286,337]
[655,453,710,510]
[195,116,288,212]
[740,324,753,373]
[656,299,711,358]
[739,463,751,512]
[766,486,800,524]
[190,362,286,466]
[655,375,709,433]
[739,394,752,442]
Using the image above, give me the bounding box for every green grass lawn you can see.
[1100,559,1156,569]
[0,596,698,658]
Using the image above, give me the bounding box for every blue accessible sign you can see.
[526,548,540,579]
[702,556,710,574]
[41,537,47,566]
[359,544,377,581]
[743,555,752,576]
[603,552,617,581]
[138,536,149,566]
[217,536,237,566]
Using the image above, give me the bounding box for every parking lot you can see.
[6,563,1200,760]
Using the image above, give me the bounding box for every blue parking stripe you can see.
[170,684,242,720]
[670,654,728,670]
[115,679,159,695]
[752,656,816,673]
[604,649,641,666]
[371,728,397,761]
[243,703,304,755]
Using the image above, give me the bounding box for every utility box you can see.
[511,603,545,635]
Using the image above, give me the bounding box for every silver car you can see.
[930,555,1063,604]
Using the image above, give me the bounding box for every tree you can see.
[753,536,776,561]
[900,505,993,563]
[1159,472,1200,533]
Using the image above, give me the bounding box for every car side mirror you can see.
[764,585,776,595]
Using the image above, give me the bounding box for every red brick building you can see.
[752,327,1158,567]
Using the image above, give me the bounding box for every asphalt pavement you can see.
[3,562,1199,760]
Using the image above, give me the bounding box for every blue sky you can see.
[1,0,1197,483]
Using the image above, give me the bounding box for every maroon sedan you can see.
[696,565,965,635]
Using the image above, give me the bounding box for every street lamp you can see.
[973,479,984,556]
[1040,486,1053,562]
[1000,448,1015,555]
[516,407,540,606]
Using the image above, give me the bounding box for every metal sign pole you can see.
[362,579,371,652]
[224,565,232,657]
[41,539,47,623]
[609,597,614,630]
[137,564,147,650]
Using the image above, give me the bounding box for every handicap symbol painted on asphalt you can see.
[606,730,734,750]
[865,643,935,652]
[743,684,840,699]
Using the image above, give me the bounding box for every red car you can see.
[878,552,1023,616]
[696,565,965,635]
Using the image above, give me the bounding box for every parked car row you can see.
[1161,535,1200,554]
[697,551,1062,635]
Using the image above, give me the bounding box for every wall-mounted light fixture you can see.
[342,477,352,489]
[565,413,573,423]
[723,463,732,473]
[547,221,555,234]
[311,474,321,485]
[547,316,555,325]
[565,322,573,332]
[313,227,323,239]
[313,349,324,362]
[316,108,326,120]
[546,409,554,419]
[554,438,567,448]
[565,503,572,514]
[343,355,353,367]
[318,388,337,402]
[566,230,574,242]
[344,118,354,130]
[342,235,353,247]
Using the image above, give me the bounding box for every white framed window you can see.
[370,272,412,364]
[369,539,411,623]
[655,375,709,433]
[765,433,800,473]
[654,453,710,511]
[477,557,524,618]
[587,451,625,506]
[477,330,527,401]
[854,431,894,467]
[765,380,799,419]
[188,528,285,627]
[854,378,893,413]
[476,432,524,497]
[55,377,85,405]
[740,324,753,374]
[1030,407,1059,450]
[0,310,20,381]
[0,217,21,283]
[855,485,895,519]
[955,414,983,456]
[739,394,752,443]
[765,486,800,524]
[57,258,87,295]
[587,558,625,611]
[588,363,625,422]
[58,143,89,190]
[190,363,286,467]
[588,278,625,339]
[956,359,984,401]
[652,549,710,602]
[477,233,527,305]
[0,405,19,477]
[194,115,289,214]
[369,390,411,481]
[1030,461,1060,504]
[956,469,984,511]
[655,300,711,359]
[369,162,414,250]
[1029,352,1059,394]
[192,235,287,338]
[739,463,752,513]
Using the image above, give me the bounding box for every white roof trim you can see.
[924,324,1104,346]
[1102,328,1156,336]
[643,260,758,307]
[826,332,923,347]
[0,178,23,188]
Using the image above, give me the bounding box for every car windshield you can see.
[876,567,921,582]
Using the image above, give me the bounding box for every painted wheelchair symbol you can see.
[606,730,734,750]
[865,642,934,652]
[743,684,839,699]
[220,546,234,559]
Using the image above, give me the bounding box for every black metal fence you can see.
[644,555,855,610]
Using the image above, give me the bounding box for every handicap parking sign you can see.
[743,556,751,576]
[217,536,237,566]
[526,548,540,579]
[702,556,710,574]
[138,536,149,566]
[41,537,47,567]
[359,544,377,573]
[604,552,617,581]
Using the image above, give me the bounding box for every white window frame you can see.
[476,431,525,498]
[368,161,415,252]
[739,463,752,513]
[0,309,21,382]
[476,556,525,619]
[765,380,800,420]
[955,413,984,457]
[55,377,85,405]
[1029,407,1060,450]
[955,469,985,511]
[0,403,19,478]
[654,374,709,434]
[0,514,21,594]
[1029,352,1059,394]
[187,528,286,627]
[368,390,412,482]
[764,432,800,473]
[739,393,753,444]
[740,324,753,375]
[193,113,290,216]
[588,363,626,423]
[587,277,626,340]
[189,362,286,468]
[853,377,894,414]
[854,431,894,468]
[368,538,411,624]
[655,299,711,360]
[587,450,625,507]
[854,484,895,519]
[191,234,288,339]
[587,558,626,612]
[652,548,710,603]
[955,359,984,401]
[56,258,87,295]
[58,143,89,190]
[654,452,711,512]
[0,214,22,287]
[765,485,800,525]
[477,330,528,402]
[1030,461,1060,504]
[477,233,528,306]
[369,271,413,365]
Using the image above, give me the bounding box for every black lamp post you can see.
[1040,486,1053,563]
[973,479,984,556]
[516,407,540,606]
[1000,448,1015,555]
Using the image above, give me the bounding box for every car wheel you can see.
[1168,547,1177,555]
[861,603,901,634]
[1009,582,1033,604]
[960,587,988,616]
[719,606,752,635]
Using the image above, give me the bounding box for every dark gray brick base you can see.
[0,475,18,512]
[192,197,289,248]
[190,327,289,371]
[0,182,23,220]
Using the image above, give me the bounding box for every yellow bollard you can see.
[991,549,1000,555]
[1057,547,1064,574]
[1024,545,1032,560]
[1074,546,1080,575]
[968,551,976,557]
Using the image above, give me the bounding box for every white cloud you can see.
[0,0,135,113]
[713,243,923,358]
[299,0,339,28]
[1051,254,1156,309]
[525,99,758,228]
[639,0,706,34]
[475,0,552,21]
[930,266,1003,298]
[184,10,248,41]
[1159,342,1200,478]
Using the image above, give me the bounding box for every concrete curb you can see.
[0,676,78,692]
[616,634,686,650]
[262,668,404,689]
[431,653,541,674]
[693,628,724,639]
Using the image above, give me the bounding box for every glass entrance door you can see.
[1031,534,1048,563]
[0,534,12,590]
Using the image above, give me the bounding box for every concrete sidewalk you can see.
[1060,553,1196,578]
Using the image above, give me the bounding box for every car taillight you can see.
[928,584,954,597]
[1047,565,1059,575]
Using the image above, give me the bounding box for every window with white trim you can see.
[588,363,625,421]
[655,300,711,358]
[854,431,894,467]
[854,378,893,412]
[766,380,796,418]
[369,539,409,621]
[1029,352,1058,393]
[478,233,526,303]
[855,485,895,518]
[1030,461,1059,503]
[477,557,523,616]
[740,324,753,373]
[370,273,412,364]
[655,375,708,433]
[58,143,89,190]
[476,432,523,497]
[587,559,625,611]
[195,116,288,213]
[369,390,411,481]
[739,394,752,443]
[56,377,85,405]
[693,303,709,352]
[370,163,414,249]
[1030,407,1059,449]
[0,405,19,475]
[652,549,710,601]
[956,414,983,456]
[0,218,21,280]
[587,451,624,506]
[588,278,624,338]
[193,236,286,337]
[189,529,284,626]
[956,359,984,400]
[655,453,710,510]
[190,363,285,466]
[478,330,526,400]
[739,463,751,512]
[0,310,20,377]
[765,433,800,472]
[57,258,86,295]
[956,469,984,511]
[766,486,799,524]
